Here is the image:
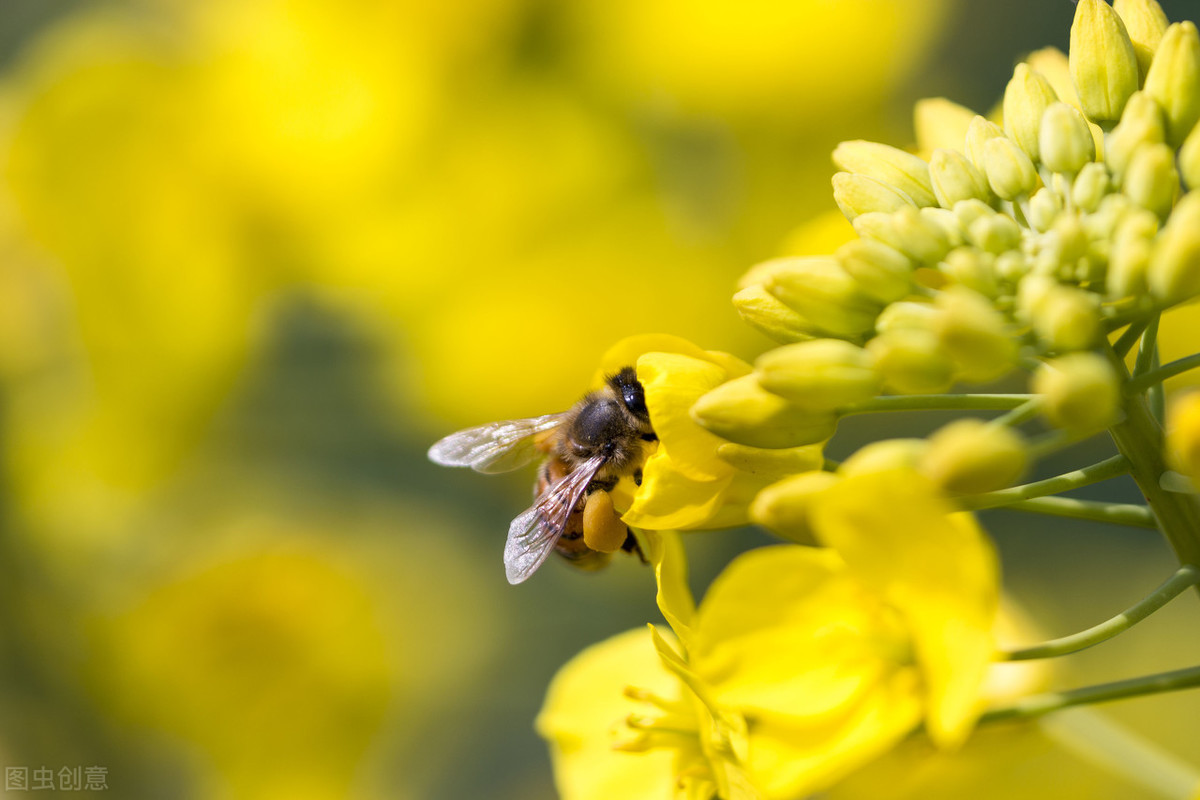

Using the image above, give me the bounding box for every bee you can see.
[428,367,656,584]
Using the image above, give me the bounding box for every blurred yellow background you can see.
[0,0,1197,797]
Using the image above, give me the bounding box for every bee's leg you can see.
[621,531,648,564]
[584,476,618,494]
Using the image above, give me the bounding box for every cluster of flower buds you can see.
[712,0,1197,476]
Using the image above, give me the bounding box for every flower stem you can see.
[999,565,1200,661]
[1001,496,1158,528]
[1105,343,1200,571]
[979,663,1200,724]
[841,394,1031,416]
[959,454,1130,511]
[1126,351,1200,395]
[1111,317,1150,358]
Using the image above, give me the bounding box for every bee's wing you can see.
[504,454,607,585]
[427,413,566,474]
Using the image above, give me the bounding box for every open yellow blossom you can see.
[538,470,999,799]
[596,335,823,531]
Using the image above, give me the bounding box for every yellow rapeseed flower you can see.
[539,470,998,799]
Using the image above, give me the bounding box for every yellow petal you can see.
[637,351,737,480]
[622,449,732,530]
[536,628,680,800]
[811,469,998,748]
[642,531,696,645]
[595,334,721,380]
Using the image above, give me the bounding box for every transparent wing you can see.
[427,413,565,474]
[504,455,607,585]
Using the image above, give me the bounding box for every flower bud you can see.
[1034,213,1091,279]
[839,439,930,477]
[1016,274,1059,322]
[914,97,978,154]
[732,285,819,343]
[836,239,912,304]
[922,419,1028,495]
[920,207,966,248]
[832,140,938,208]
[1114,0,1169,79]
[888,205,954,264]
[1166,392,1200,487]
[934,287,1018,383]
[749,471,841,545]
[1003,63,1060,161]
[875,300,939,333]
[1033,353,1121,434]
[995,250,1031,284]
[1071,162,1111,212]
[715,442,824,476]
[1027,186,1064,232]
[692,374,838,449]
[967,213,1023,255]
[1181,121,1200,191]
[756,340,881,411]
[763,257,881,337]
[1105,92,1166,181]
[1143,21,1200,147]
[930,148,993,208]
[1040,103,1097,175]
[1070,0,1140,125]
[1107,207,1159,298]
[833,172,915,220]
[940,247,1000,297]
[983,136,1040,200]
[1123,141,1179,219]
[866,329,956,395]
[1148,191,1200,305]
[965,116,1008,173]
[1033,285,1101,351]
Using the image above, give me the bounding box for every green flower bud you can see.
[968,213,1023,255]
[1114,0,1169,79]
[1148,191,1200,305]
[922,418,1028,495]
[1016,274,1059,322]
[756,340,881,411]
[1108,207,1159,298]
[832,140,938,208]
[763,257,881,338]
[1033,352,1121,434]
[920,207,966,250]
[1143,21,1200,147]
[1071,162,1111,212]
[732,285,819,343]
[749,471,841,545]
[940,247,1000,297]
[983,136,1040,199]
[836,239,912,304]
[934,287,1018,383]
[833,172,916,220]
[930,148,993,208]
[995,250,1031,283]
[888,205,954,264]
[952,198,996,232]
[965,116,1008,173]
[1003,63,1060,161]
[865,329,956,395]
[1070,0,1140,125]
[1039,102,1098,175]
[839,439,931,477]
[874,300,939,334]
[1034,213,1091,280]
[1105,92,1166,181]
[1123,141,1179,219]
[1027,186,1064,232]
[1034,285,1102,351]
[914,97,978,153]
[1180,121,1200,190]
[692,374,838,449]
[715,442,824,476]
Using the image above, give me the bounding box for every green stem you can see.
[1000,565,1200,660]
[1133,313,1160,378]
[1105,343,1200,570]
[959,455,1130,511]
[1002,496,1158,529]
[1112,317,1150,358]
[988,397,1043,428]
[841,394,1031,416]
[1126,351,1200,395]
[979,663,1200,724]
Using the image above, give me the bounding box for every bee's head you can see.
[607,366,649,422]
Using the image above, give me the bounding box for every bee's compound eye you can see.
[582,492,627,553]
[613,367,648,419]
